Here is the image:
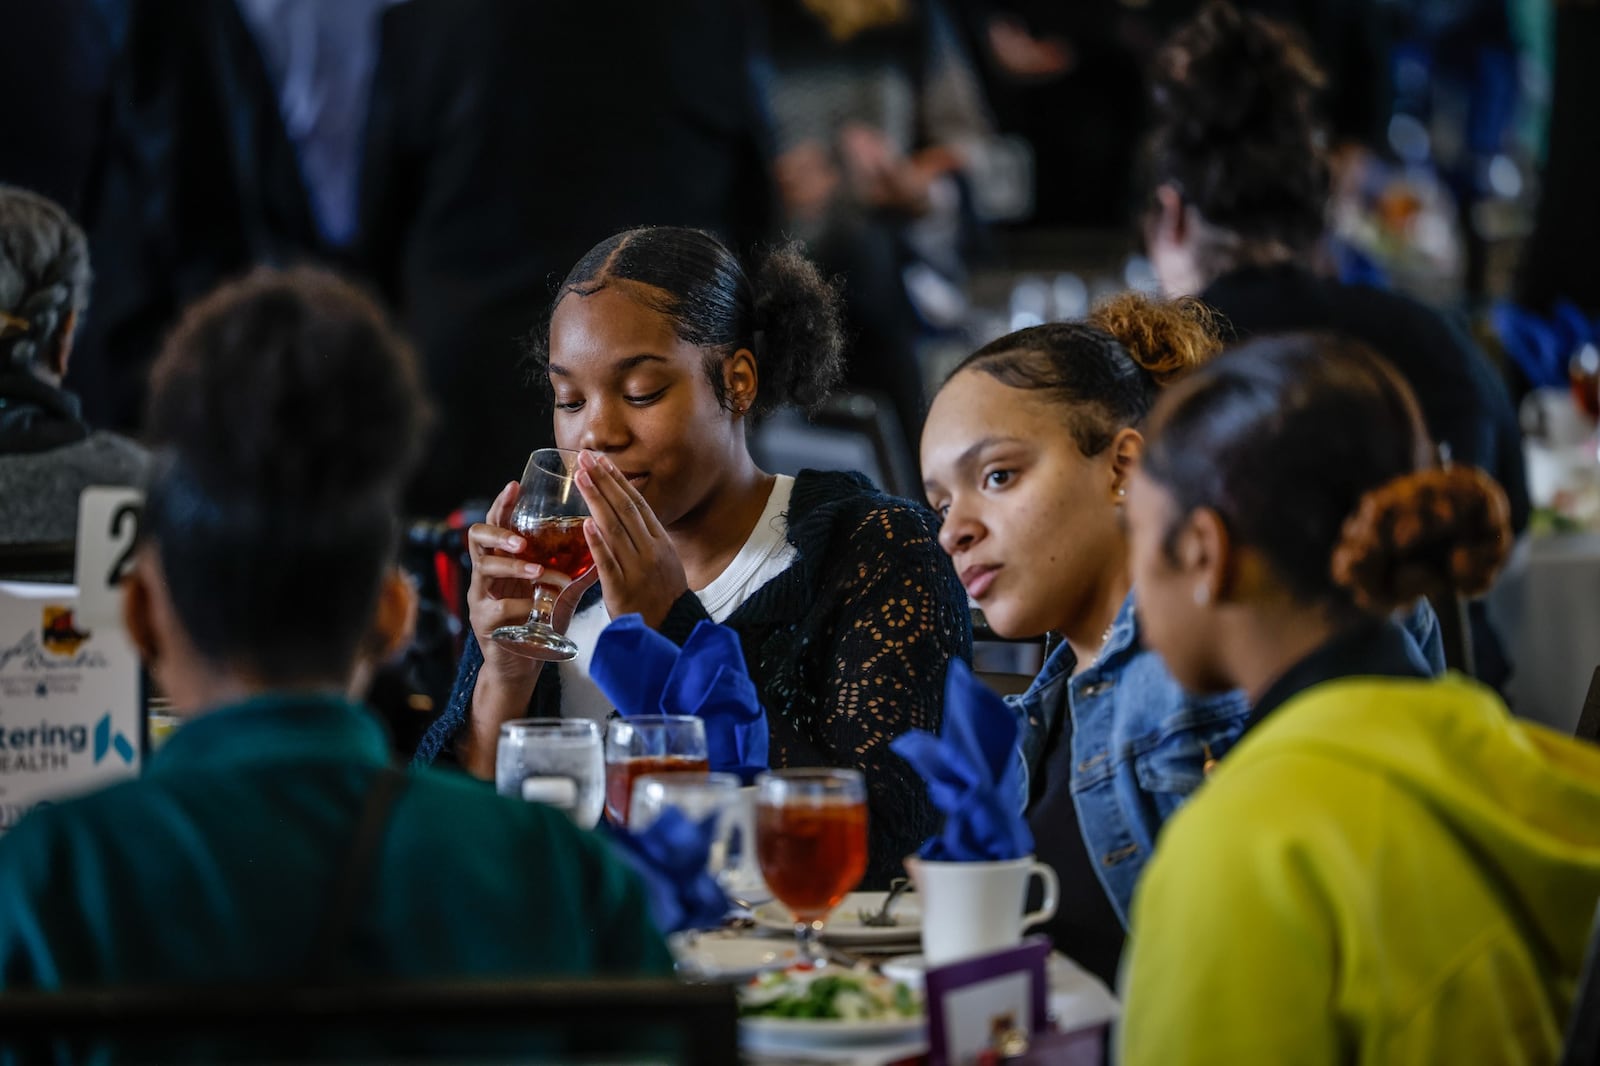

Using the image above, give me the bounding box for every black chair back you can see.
[1577,666,1600,744]
[0,977,740,1063]
[1562,897,1600,1066]
[1429,592,1476,677]
[750,391,918,499]
[0,540,76,582]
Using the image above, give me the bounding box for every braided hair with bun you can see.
[944,291,1223,457]
[0,185,91,375]
[1140,332,1512,619]
[528,226,846,416]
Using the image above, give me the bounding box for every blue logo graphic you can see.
[93,714,135,766]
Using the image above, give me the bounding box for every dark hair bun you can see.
[1148,0,1328,248]
[1086,292,1222,387]
[146,267,431,509]
[1331,467,1513,613]
[752,241,846,412]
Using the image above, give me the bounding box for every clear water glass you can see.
[496,718,604,828]
[629,771,744,884]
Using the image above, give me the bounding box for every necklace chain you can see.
[1087,619,1116,667]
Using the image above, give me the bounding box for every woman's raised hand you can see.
[574,452,690,629]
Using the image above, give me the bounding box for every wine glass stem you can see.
[527,583,561,630]
[795,920,825,966]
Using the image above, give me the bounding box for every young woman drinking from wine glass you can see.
[1118,334,1600,1063]
[415,226,971,888]
[918,293,1444,984]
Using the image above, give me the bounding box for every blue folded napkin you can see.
[1492,300,1597,389]
[589,614,769,783]
[890,659,1033,862]
[601,808,730,933]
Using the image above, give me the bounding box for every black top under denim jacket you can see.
[414,469,974,889]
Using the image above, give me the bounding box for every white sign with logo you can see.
[0,581,142,834]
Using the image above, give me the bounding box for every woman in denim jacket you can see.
[920,293,1443,983]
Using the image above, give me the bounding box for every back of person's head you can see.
[1140,333,1511,617]
[533,226,846,416]
[945,292,1222,455]
[1144,0,1328,254]
[0,185,90,377]
[141,267,431,684]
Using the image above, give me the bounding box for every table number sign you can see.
[73,486,144,632]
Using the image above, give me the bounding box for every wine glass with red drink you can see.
[489,448,594,661]
[604,715,709,825]
[754,768,869,965]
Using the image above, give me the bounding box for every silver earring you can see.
[1193,584,1211,606]
[1115,487,1127,499]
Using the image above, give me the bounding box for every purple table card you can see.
[924,935,1051,1066]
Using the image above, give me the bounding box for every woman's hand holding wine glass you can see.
[468,478,597,672]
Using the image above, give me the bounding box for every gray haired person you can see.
[0,186,147,561]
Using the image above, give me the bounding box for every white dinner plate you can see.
[751,891,923,946]
[738,1014,926,1050]
[669,930,799,981]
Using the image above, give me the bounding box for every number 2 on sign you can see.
[105,503,140,589]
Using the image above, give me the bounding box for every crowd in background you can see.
[2,0,1587,509]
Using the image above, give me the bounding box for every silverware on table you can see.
[856,877,912,927]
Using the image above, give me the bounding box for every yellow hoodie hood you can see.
[1256,673,1600,981]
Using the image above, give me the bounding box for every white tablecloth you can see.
[1487,533,1600,733]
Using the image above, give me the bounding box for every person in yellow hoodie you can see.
[1117,331,1600,1064]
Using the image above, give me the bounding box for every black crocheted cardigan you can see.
[414,469,972,888]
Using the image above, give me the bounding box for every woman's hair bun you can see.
[146,267,431,510]
[1152,1,1324,147]
[1086,292,1222,387]
[1147,1,1329,249]
[751,241,846,412]
[1330,466,1513,613]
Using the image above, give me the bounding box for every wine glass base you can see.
[489,625,579,662]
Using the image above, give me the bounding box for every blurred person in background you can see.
[232,0,405,252]
[0,0,121,218]
[357,0,778,517]
[65,0,325,438]
[1140,1,1527,691]
[0,185,147,555]
[1119,333,1600,1063]
[1516,0,1600,320]
[0,267,671,997]
[763,0,1008,457]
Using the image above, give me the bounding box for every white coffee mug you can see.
[906,855,1058,965]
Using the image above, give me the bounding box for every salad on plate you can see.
[739,965,921,1021]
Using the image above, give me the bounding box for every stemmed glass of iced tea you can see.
[489,448,594,661]
[754,768,869,965]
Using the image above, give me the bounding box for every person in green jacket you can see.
[0,268,673,999]
[1118,332,1600,1063]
